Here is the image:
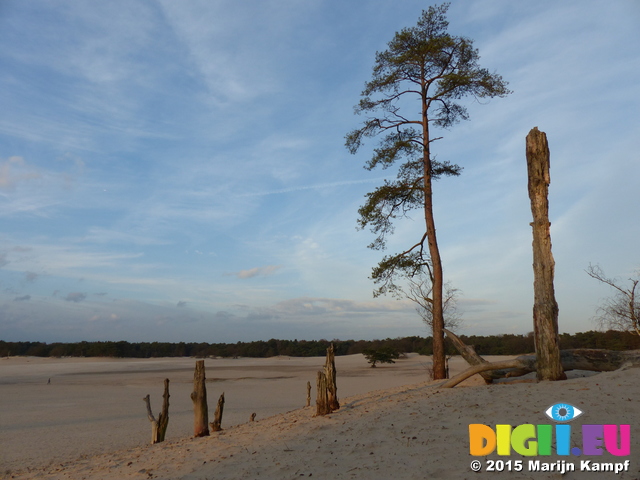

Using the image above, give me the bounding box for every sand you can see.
[1,354,638,479]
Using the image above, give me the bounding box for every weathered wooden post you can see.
[325,343,339,411]
[526,127,566,381]
[306,381,311,407]
[190,360,209,437]
[315,370,330,416]
[315,344,340,416]
[210,392,225,432]
[143,378,170,444]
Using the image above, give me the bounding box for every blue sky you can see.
[1,0,638,343]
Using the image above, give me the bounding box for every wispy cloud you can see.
[13,295,31,302]
[238,177,386,198]
[229,265,282,279]
[0,157,41,190]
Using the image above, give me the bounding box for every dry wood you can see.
[210,392,225,432]
[325,343,340,411]
[142,378,170,444]
[441,329,640,388]
[526,127,565,381]
[315,370,330,416]
[190,360,209,437]
[250,412,256,422]
[306,380,311,407]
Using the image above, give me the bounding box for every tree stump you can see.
[190,360,209,437]
[325,343,339,411]
[143,378,170,444]
[210,392,225,432]
[315,344,339,416]
[526,127,566,381]
[315,371,331,416]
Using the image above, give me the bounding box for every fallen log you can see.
[442,329,640,388]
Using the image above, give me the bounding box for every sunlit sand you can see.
[1,354,637,479]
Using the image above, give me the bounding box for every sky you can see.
[1,0,638,343]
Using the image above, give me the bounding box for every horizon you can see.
[1,1,639,343]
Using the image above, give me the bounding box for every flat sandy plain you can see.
[1,354,638,479]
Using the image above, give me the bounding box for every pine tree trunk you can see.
[190,360,209,437]
[422,91,446,381]
[526,127,566,381]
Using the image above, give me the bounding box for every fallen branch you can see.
[442,329,640,388]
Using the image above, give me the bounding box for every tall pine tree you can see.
[346,3,510,379]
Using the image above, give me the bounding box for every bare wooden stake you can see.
[157,378,170,442]
[315,370,330,416]
[325,343,339,411]
[306,380,311,407]
[143,378,170,444]
[210,392,225,432]
[190,360,209,437]
[526,127,566,381]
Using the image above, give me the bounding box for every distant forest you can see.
[2,330,639,359]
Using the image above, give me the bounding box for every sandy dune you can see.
[1,354,638,479]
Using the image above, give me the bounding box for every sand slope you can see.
[2,355,638,479]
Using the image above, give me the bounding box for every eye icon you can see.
[545,403,583,422]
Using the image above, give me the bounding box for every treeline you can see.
[1,330,638,359]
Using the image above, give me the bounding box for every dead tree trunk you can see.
[526,127,566,381]
[315,370,331,416]
[444,329,495,384]
[210,392,225,432]
[190,360,209,437]
[142,378,170,444]
[442,329,640,388]
[325,343,339,411]
[157,378,170,441]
